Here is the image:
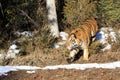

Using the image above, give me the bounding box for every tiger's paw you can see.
[67,58,74,63]
[83,58,89,61]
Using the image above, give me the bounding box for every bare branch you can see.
[17,8,39,30]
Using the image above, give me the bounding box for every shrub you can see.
[0,0,47,49]
[19,26,55,55]
[63,0,97,27]
[33,27,54,49]
[111,32,120,52]
[98,0,120,28]
[89,41,103,54]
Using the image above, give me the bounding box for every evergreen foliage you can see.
[0,0,120,50]
[98,0,120,28]
[0,0,47,48]
[63,0,97,27]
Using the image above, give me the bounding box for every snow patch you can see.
[42,61,120,70]
[15,31,33,37]
[101,43,111,51]
[1,61,120,76]
[53,31,68,48]
[0,66,40,76]
[60,31,69,41]
[0,31,33,60]
[26,70,36,74]
[6,44,20,59]
[96,27,117,51]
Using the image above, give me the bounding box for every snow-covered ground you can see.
[53,31,69,48]
[14,31,33,37]
[96,27,117,51]
[1,61,120,76]
[0,66,40,76]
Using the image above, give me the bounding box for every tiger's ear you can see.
[71,33,76,38]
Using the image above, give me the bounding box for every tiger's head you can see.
[65,33,82,50]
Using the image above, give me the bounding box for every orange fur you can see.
[66,18,98,62]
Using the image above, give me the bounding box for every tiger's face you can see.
[65,33,82,50]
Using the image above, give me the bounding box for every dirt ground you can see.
[1,47,120,80]
[1,68,120,80]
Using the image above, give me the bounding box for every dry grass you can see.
[89,40,103,54]
[18,26,55,54]
[9,48,45,66]
[2,27,120,66]
[111,33,120,52]
[9,47,67,67]
[0,26,60,66]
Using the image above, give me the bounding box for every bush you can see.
[89,41,103,54]
[33,27,54,49]
[19,26,55,55]
[0,0,47,50]
[63,0,97,27]
[111,32,120,52]
[98,0,120,28]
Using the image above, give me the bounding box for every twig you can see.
[17,8,40,29]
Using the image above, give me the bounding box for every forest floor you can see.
[1,68,120,80]
[1,47,120,80]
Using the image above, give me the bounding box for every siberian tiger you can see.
[66,17,98,63]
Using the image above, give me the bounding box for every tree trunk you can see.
[46,0,59,38]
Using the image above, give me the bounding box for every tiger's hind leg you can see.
[89,36,96,46]
[91,31,97,42]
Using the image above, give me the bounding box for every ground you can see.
[1,47,120,80]
[1,68,120,80]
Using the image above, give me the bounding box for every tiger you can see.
[65,17,98,63]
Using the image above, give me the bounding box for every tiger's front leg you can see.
[67,49,79,63]
[83,48,89,61]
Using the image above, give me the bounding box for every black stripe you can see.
[70,33,76,38]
